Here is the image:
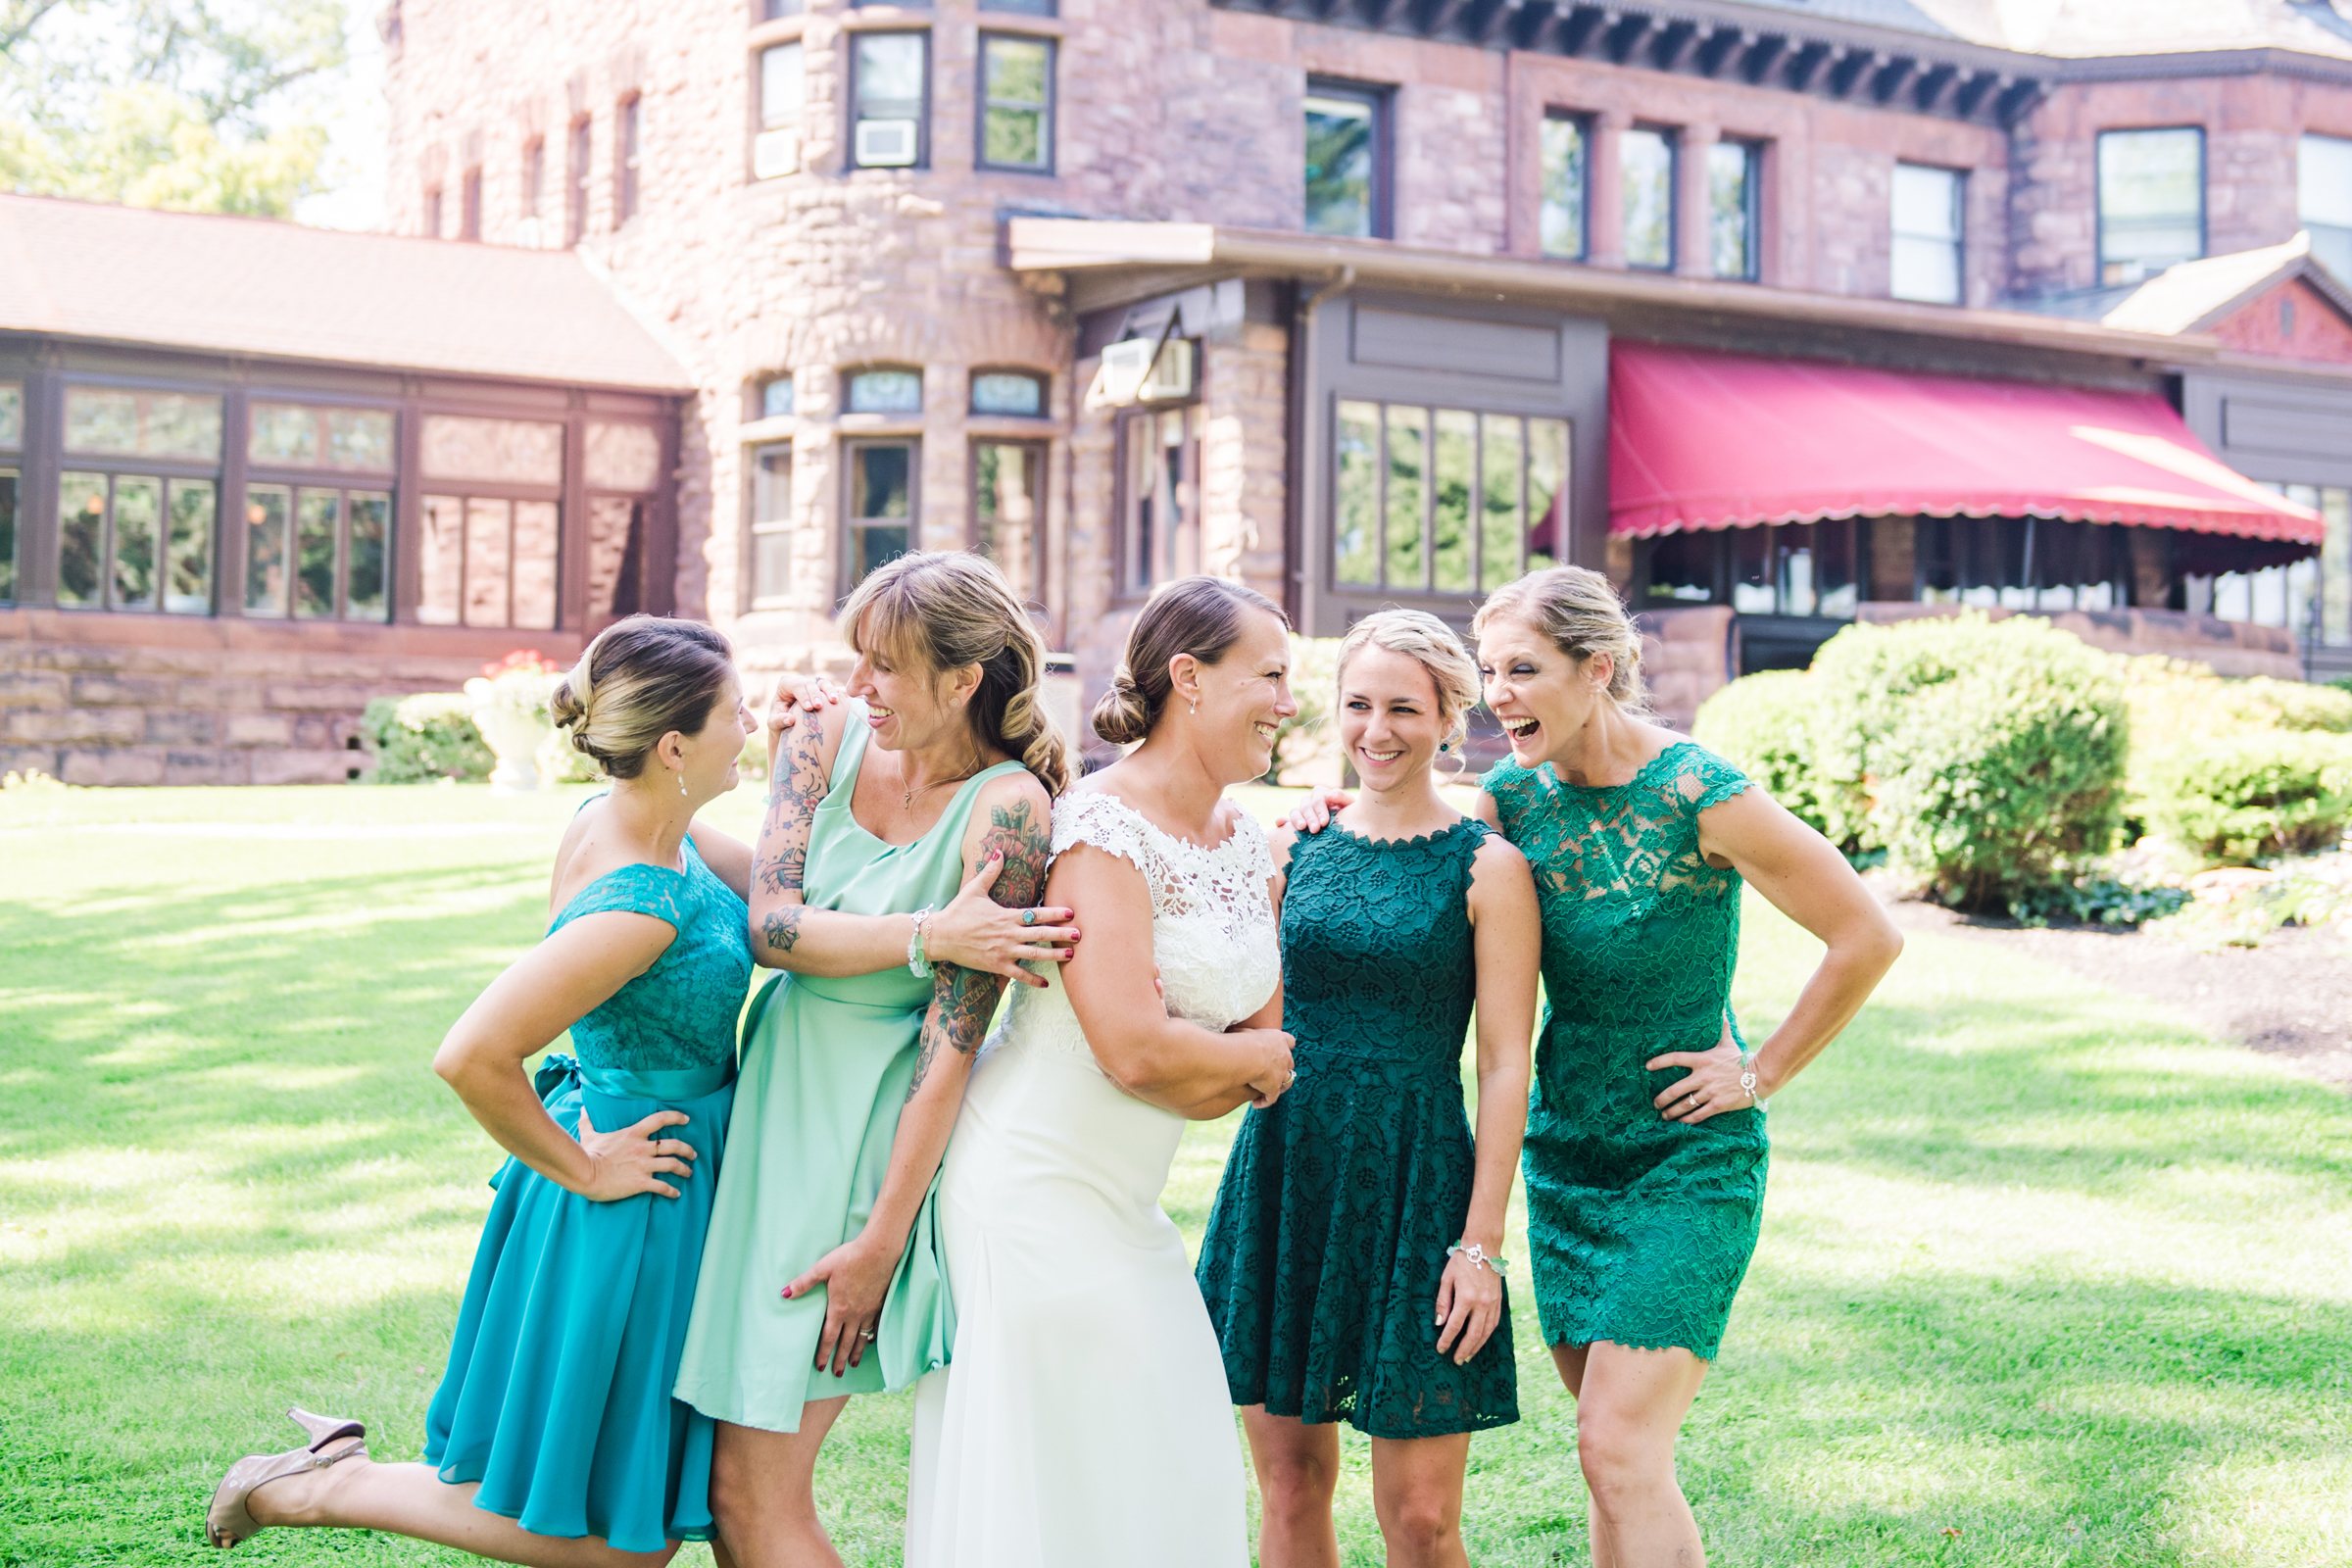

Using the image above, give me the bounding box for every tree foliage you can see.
[0,0,346,217]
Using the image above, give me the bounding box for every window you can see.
[1891,164,1964,304]
[847,368,923,415]
[1539,114,1588,261]
[973,441,1044,604]
[2301,133,2352,284]
[1621,127,1675,270]
[981,0,1054,12]
[749,443,794,609]
[582,424,659,625]
[423,186,443,238]
[971,369,1046,416]
[845,440,916,590]
[1120,407,1199,594]
[524,137,545,222]
[616,96,642,223]
[1723,520,1862,616]
[852,32,928,170]
[567,117,591,244]
[1304,81,1387,238]
[979,33,1053,172]
[1708,140,1760,281]
[249,402,398,474]
[2098,127,2204,285]
[1913,517,2125,611]
[762,0,803,16]
[758,42,805,178]
[242,485,390,620]
[58,388,221,614]
[760,375,797,419]
[0,382,20,604]
[585,422,662,493]
[461,167,482,240]
[416,414,564,629]
[1333,401,1566,596]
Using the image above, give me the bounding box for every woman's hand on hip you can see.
[1280,788,1352,836]
[571,1105,696,1201]
[1434,1249,1505,1364]
[925,854,1079,987]
[1646,1022,1757,1125]
[783,1233,904,1377]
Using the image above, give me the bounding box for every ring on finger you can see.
[1020,907,1038,927]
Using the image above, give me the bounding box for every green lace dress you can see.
[1485,742,1764,1362]
[1196,817,1517,1438]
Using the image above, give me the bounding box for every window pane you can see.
[1526,417,1569,571]
[1304,93,1375,237]
[974,442,1042,602]
[755,445,793,525]
[588,495,644,619]
[762,376,797,418]
[245,485,290,616]
[762,41,805,128]
[64,389,222,461]
[748,446,791,608]
[295,490,339,618]
[2099,127,2203,282]
[1621,128,1674,270]
[1892,234,1962,304]
[146,394,222,460]
[1708,141,1754,280]
[1335,401,1380,588]
[420,415,564,484]
[1540,117,1586,260]
[1432,410,1474,593]
[0,469,16,602]
[754,530,792,605]
[513,501,559,631]
[347,492,388,620]
[1157,411,1196,580]
[328,410,396,471]
[764,0,803,15]
[849,369,923,415]
[586,422,662,491]
[973,371,1045,416]
[1644,531,1717,604]
[1779,523,1817,616]
[855,524,909,581]
[65,389,137,455]
[2304,133,2352,228]
[113,476,159,611]
[59,473,106,607]
[250,403,321,466]
[464,498,512,626]
[1479,415,1522,591]
[1126,416,1155,590]
[981,0,1054,12]
[418,496,464,624]
[1892,164,1960,240]
[982,36,1051,170]
[858,32,925,114]
[167,479,213,614]
[1732,524,1773,612]
[854,444,913,518]
[0,385,19,449]
[1817,516,1857,617]
[2324,486,2351,647]
[1384,406,1426,588]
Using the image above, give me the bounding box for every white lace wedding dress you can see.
[906,790,1280,1568]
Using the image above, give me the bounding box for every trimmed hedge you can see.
[1690,669,1831,838]
[2143,732,2352,863]
[360,693,493,784]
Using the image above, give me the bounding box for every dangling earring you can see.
[1188,699,1198,715]
[676,766,688,799]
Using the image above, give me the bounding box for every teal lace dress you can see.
[421,836,752,1551]
[1196,817,1517,1438]
[1485,743,1765,1362]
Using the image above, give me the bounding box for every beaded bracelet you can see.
[907,906,934,979]
[1446,1241,1506,1274]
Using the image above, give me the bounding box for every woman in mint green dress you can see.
[207,616,760,1566]
[674,553,1070,1568]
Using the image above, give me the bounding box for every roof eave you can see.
[0,325,699,397]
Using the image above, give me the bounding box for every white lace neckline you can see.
[1060,787,1258,859]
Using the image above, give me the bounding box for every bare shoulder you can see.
[966,769,1054,853]
[550,796,631,910]
[1472,830,1530,875]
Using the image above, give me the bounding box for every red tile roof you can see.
[0,194,695,393]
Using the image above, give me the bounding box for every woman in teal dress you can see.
[206,616,761,1566]
[1198,611,1540,1568]
[673,553,1069,1568]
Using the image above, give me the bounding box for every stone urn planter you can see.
[466,652,563,795]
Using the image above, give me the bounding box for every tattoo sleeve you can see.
[752,717,827,955]
[906,797,1053,1099]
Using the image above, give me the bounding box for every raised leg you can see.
[245,1456,678,1568]
[1366,1432,1473,1568]
[1238,1405,1342,1568]
[707,1399,851,1568]
[1550,1340,1709,1568]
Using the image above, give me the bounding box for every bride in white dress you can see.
[906,577,1302,1568]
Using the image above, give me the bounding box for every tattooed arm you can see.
[780,771,1057,1374]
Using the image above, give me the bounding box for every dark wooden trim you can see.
[220,388,250,619]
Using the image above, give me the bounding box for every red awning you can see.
[1608,342,2325,545]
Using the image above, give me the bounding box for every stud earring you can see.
[1439,741,1450,753]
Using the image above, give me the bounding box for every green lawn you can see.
[2,782,2347,1567]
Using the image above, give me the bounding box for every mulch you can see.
[1885,899,2352,1089]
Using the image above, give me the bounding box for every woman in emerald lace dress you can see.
[1295,567,1900,1566]
[1197,610,1540,1568]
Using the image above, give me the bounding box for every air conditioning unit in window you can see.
[856,119,918,168]
[754,127,801,179]
[1089,336,1197,409]
[1141,338,1195,402]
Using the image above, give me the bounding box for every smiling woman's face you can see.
[846,614,971,756]
[1177,608,1298,787]
[1336,643,1445,795]
[1477,613,1608,766]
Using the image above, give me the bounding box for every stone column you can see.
[1588,110,1630,269]
[1677,122,1718,278]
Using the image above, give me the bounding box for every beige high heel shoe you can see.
[204,1406,368,1549]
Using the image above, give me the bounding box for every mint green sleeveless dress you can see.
[674,704,1027,1432]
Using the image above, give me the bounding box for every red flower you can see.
[482,650,560,679]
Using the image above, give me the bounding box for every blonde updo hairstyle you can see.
[551,615,740,779]
[1470,564,1650,713]
[1093,575,1290,747]
[840,551,1069,796]
[1336,609,1482,752]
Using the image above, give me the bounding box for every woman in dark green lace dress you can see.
[1199,611,1540,1568]
[1472,567,1901,1565]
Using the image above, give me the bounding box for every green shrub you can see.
[2142,732,2352,863]
[1812,613,2129,907]
[360,693,493,784]
[1690,670,1831,838]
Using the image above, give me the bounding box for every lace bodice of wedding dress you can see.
[987,789,1280,1063]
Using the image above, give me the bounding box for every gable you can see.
[2210,277,2352,366]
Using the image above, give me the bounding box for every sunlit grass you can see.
[2,784,2347,1566]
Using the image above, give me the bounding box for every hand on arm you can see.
[1645,786,1902,1119]
[432,913,699,1202]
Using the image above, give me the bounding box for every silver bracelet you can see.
[1446,1241,1506,1274]
[907,906,934,979]
[1739,1048,1760,1105]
